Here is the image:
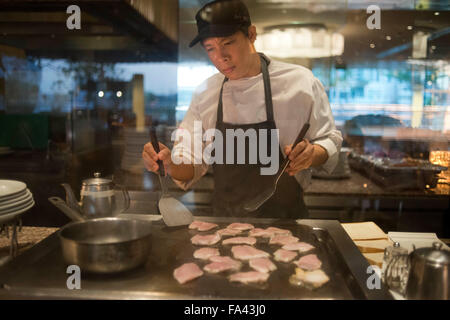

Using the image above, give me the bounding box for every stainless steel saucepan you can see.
[49,196,152,274]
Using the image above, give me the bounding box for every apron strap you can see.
[217,53,275,124]
[260,54,274,123]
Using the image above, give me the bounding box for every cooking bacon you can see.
[193,247,220,260]
[273,248,298,263]
[222,236,257,246]
[248,228,273,238]
[290,268,330,289]
[231,245,270,261]
[188,220,218,232]
[188,221,203,229]
[293,254,322,271]
[190,233,221,246]
[249,258,277,273]
[226,223,254,231]
[269,235,300,246]
[282,242,315,253]
[173,263,204,284]
[216,228,243,237]
[228,271,270,284]
[204,256,242,274]
[265,227,292,236]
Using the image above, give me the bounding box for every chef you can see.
[143,0,342,218]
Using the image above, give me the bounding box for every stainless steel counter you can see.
[0,216,393,300]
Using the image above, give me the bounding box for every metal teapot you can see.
[386,242,449,300]
[405,242,449,300]
[61,172,130,219]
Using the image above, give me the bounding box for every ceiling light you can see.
[434,12,439,16]
[386,35,391,40]
[407,26,413,30]
[98,91,104,98]
[254,24,344,58]
[116,91,122,98]
[370,43,375,48]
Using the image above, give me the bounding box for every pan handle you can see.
[48,196,85,222]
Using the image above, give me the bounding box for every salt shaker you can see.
[382,242,409,294]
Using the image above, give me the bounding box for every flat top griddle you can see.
[0,217,393,300]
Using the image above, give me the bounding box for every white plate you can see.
[0,200,34,224]
[0,197,34,215]
[0,189,32,205]
[0,180,27,198]
[0,188,28,202]
[0,191,32,210]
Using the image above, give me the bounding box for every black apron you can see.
[212,54,308,219]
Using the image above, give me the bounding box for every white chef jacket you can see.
[171,55,343,191]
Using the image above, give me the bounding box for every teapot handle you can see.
[116,184,130,213]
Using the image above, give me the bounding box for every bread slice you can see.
[341,222,388,241]
[363,252,384,268]
[355,239,393,253]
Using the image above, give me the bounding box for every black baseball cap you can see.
[189,0,251,48]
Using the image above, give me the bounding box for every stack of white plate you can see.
[0,180,35,224]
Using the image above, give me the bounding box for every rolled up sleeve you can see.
[307,78,343,174]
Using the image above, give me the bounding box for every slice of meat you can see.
[197,222,218,232]
[191,233,221,246]
[269,235,300,246]
[290,268,330,288]
[228,271,270,284]
[193,247,220,260]
[248,228,273,238]
[188,221,203,230]
[266,227,292,236]
[293,254,322,271]
[188,220,218,232]
[204,256,242,274]
[209,255,241,264]
[173,263,204,284]
[231,245,270,261]
[249,258,277,273]
[282,242,315,253]
[222,236,257,246]
[226,223,254,231]
[273,248,298,263]
[217,228,243,237]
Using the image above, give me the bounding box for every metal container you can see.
[59,217,152,274]
[348,152,447,190]
[405,242,450,300]
[61,172,130,219]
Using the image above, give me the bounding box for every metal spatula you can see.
[150,127,194,227]
[243,123,310,212]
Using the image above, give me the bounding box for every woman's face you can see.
[202,26,259,80]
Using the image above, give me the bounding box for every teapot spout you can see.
[61,183,82,214]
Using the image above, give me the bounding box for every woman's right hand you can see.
[142,142,172,175]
